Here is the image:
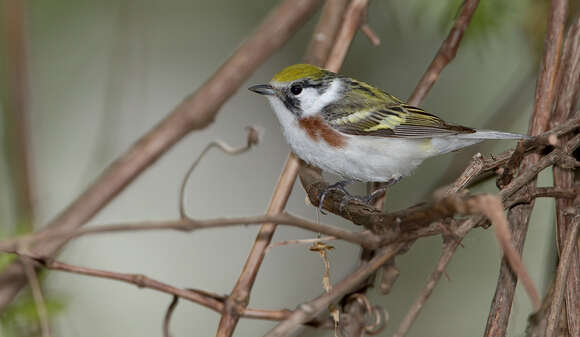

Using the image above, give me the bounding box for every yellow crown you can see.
[271,64,328,83]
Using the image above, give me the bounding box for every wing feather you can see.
[322,78,475,138]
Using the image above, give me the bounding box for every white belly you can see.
[281,119,434,182]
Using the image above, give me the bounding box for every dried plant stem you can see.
[163,296,179,337]
[266,236,339,252]
[485,1,569,336]
[393,218,476,337]
[20,257,51,337]
[0,213,379,254]
[304,0,349,67]
[545,215,580,337]
[264,244,404,337]
[324,0,368,72]
[550,16,580,336]
[0,0,36,229]
[395,193,543,337]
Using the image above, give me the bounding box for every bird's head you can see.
[249,64,342,119]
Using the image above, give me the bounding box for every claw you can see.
[318,180,353,217]
[316,177,403,220]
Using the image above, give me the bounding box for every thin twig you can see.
[324,0,369,72]
[163,296,179,337]
[394,193,542,337]
[304,0,349,67]
[0,213,379,254]
[442,152,485,195]
[16,256,332,327]
[179,126,260,218]
[479,196,540,309]
[408,0,481,106]
[0,0,323,312]
[545,213,580,337]
[264,244,404,337]
[266,236,338,252]
[505,186,580,208]
[20,256,51,337]
[393,217,477,337]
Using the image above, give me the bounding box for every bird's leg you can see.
[338,176,402,210]
[318,180,354,216]
[358,176,402,204]
[317,177,402,218]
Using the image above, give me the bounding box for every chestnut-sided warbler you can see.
[249,64,528,196]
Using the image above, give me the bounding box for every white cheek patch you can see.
[300,79,342,118]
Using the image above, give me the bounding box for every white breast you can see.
[267,96,435,182]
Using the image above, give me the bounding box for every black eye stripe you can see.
[281,93,301,117]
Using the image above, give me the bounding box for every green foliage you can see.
[0,227,66,336]
[438,0,517,40]
[1,291,65,337]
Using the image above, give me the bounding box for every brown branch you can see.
[217,1,360,335]
[0,0,36,230]
[20,257,51,337]
[545,213,580,337]
[298,131,580,238]
[442,153,486,195]
[0,0,323,312]
[550,16,580,337]
[505,186,580,208]
[485,1,569,336]
[393,217,477,337]
[44,259,225,312]
[14,255,333,329]
[451,118,580,192]
[263,244,405,337]
[408,0,480,106]
[304,0,349,67]
[394,193,542,337]
[0,213,379,255]
[324,0,369,72]
[498,135,580,202]
[266,236,339,252]
[217,158,301,337]
[163,296,179,337]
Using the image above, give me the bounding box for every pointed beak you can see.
[248,84,275,96]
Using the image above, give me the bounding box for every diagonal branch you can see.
[408,0,481,106]
[217,0,368,337]
[20,257,51,337]
[0,0,323,312]
[545,213,580,337]
[263,243,405,337]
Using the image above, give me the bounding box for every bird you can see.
[249,64,529,205]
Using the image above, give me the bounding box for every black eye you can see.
[290,84,302,95]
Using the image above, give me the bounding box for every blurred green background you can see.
[0,0,574,336]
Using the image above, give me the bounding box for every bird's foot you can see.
[318,180,353,216]
[318,177,402,217]
[317,177,403,218]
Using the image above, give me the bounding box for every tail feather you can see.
[457,129,531,140]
